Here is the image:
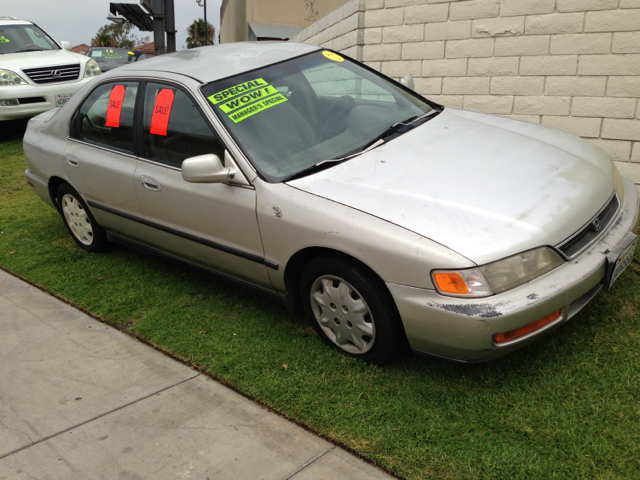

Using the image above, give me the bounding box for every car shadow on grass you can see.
[0,119,29,143]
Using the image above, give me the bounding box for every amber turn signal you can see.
[494,309,561,344]
[433,272,469,294]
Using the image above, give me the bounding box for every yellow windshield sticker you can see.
[228,94,288,123]
[104,48,122,59]
[322,51,344,62]
[218,85,279,113]
[0,36,10,43]
[209,78,269,105]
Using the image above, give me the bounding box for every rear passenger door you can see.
[65,80,145,241]
[133,81,272,289]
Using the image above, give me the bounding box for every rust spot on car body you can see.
[272,206,283,218]
[431,302,503,318]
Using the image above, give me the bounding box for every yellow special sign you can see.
[228,94,288,123]
[209,78,269,105]
[218,85,279,113]
[322,51,344,62]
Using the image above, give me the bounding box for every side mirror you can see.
[182,153,237,183]
[60,41,72,51]
[400,74,415,91]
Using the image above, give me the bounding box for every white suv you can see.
[0,17,102,121]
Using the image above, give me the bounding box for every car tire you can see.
[300,254,407,365]
[56,183,110,252]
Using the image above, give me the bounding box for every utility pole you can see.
[196,0,209,46]
[204,0,208,46]
[138,0,175,54]
[150,0,165,56]
[164,0,176,52]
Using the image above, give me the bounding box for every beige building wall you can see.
[220,0,248,44]
[292,0,366,61]
[221,0,350,43]
[291,0,640,176]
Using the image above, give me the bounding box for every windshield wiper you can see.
[285,109,441,182]
[285,138,385,182]
[14,48,45,53]
[359,110,440,152]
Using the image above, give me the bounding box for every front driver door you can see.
[133,81,272,289]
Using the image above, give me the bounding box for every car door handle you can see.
[66,154,80,168]
[140,175,161,192]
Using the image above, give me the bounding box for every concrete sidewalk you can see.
[0,270,394,480]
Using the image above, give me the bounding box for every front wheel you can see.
[56,183,110,252]
[300,254,407,365]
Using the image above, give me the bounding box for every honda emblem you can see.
[592,218,602,232]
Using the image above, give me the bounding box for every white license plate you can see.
[608,236,637,289]
[56,94,73,106]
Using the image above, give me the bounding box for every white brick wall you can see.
[291,0,366,61]
[292,0,640,163]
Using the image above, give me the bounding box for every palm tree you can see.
[186,18,215,48]
[91,32,116,48]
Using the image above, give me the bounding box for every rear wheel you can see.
[300,254,406,365]
[56,183,109,252]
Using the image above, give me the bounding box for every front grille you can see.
[557,194,620,259]
[18,97,46,104]
[22,64,80,84]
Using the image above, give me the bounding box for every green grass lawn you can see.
[2,134,640,479]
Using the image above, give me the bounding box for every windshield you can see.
[201,50,435,182]
[0,24,59,54]
[89,48,138,63]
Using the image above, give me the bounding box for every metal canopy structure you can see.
[109,3,154,31]
[108,1,175,55]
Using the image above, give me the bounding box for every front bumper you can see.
[0,78,92,121]
[389,177,639,362]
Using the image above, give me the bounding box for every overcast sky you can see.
[3,0,223,49]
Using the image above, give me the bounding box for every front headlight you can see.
[0,69,28,86]
[84,59,102,78]
[433,247,564,297]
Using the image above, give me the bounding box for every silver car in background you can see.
[23,43,639,365]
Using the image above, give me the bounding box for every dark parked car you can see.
[86,47,147,72]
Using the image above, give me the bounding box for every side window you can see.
[142,82,224,168]
[302,63,395,104]
[73,81,138,154]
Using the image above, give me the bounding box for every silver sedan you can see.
[23,42,639,365]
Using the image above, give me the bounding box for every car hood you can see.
[288,108,615,265]
[2,49,88,72]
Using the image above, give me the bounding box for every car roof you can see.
[109,42,321,84]
[0,18,33,26]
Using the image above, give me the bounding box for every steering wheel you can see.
[20,43,39,50]
[318,95,356,140]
